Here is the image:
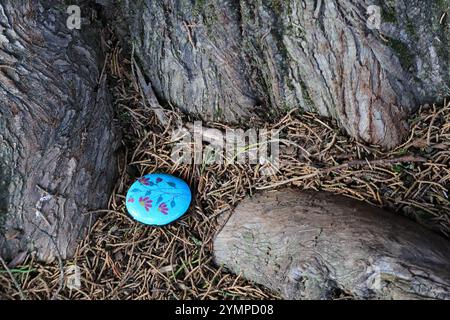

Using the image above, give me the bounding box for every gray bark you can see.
[0,1,119,262]
[116,0,450,148]
[0,0,447,265]
[214,189,450,300]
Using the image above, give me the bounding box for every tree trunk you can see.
[116,0,450,148]
[214,189,450,300]
[0,1,119,262]
[0,0,447,266]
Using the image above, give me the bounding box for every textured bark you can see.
[116,0,450,148]
[117,0,257,123]
[214,189,450,300]
[0,1,118,262]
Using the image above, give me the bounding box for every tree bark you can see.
[0,0,447,265]
[116,0,450,148]
[0,1,119,262]
[214,189,450,300]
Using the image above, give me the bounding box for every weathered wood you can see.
[214,189,450,299]
[113,0,450,148]
[0,1,119,262]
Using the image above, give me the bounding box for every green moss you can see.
[299,80,315,111]
[381,6,397,24]
[388,38,414,71]
[193,0,206,17]
[242,230,254,242]
[214,105,224,121]
[392,164,404,173]
[437,0,450,11]
[271,0,284,16]
[201,1,220,38]
[405,19,418,41]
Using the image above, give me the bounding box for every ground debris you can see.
[1,35,449,300]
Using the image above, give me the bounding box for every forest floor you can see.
[1,30,449,300]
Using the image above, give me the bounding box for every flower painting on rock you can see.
[158,203,169,215]
[138,197,153,211]
[125,173,192,226]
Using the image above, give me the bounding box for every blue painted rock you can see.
[125,173,192,226]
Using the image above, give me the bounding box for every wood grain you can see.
[214,189,450,299]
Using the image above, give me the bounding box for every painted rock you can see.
[125,173,192,226]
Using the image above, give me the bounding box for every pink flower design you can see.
[156,177,163,183]
[158,202,169,215]
[138,176,151,186]
[128,197,135,203]
[139,197,153,212]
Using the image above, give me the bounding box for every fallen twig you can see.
[132,59,168,126]
[0,255,26,300]
[322,155,428,174]
[257,155,428,190]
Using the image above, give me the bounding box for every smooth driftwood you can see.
[0,1,119,262]
[214,189,450,299]
[113,0,450,149]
